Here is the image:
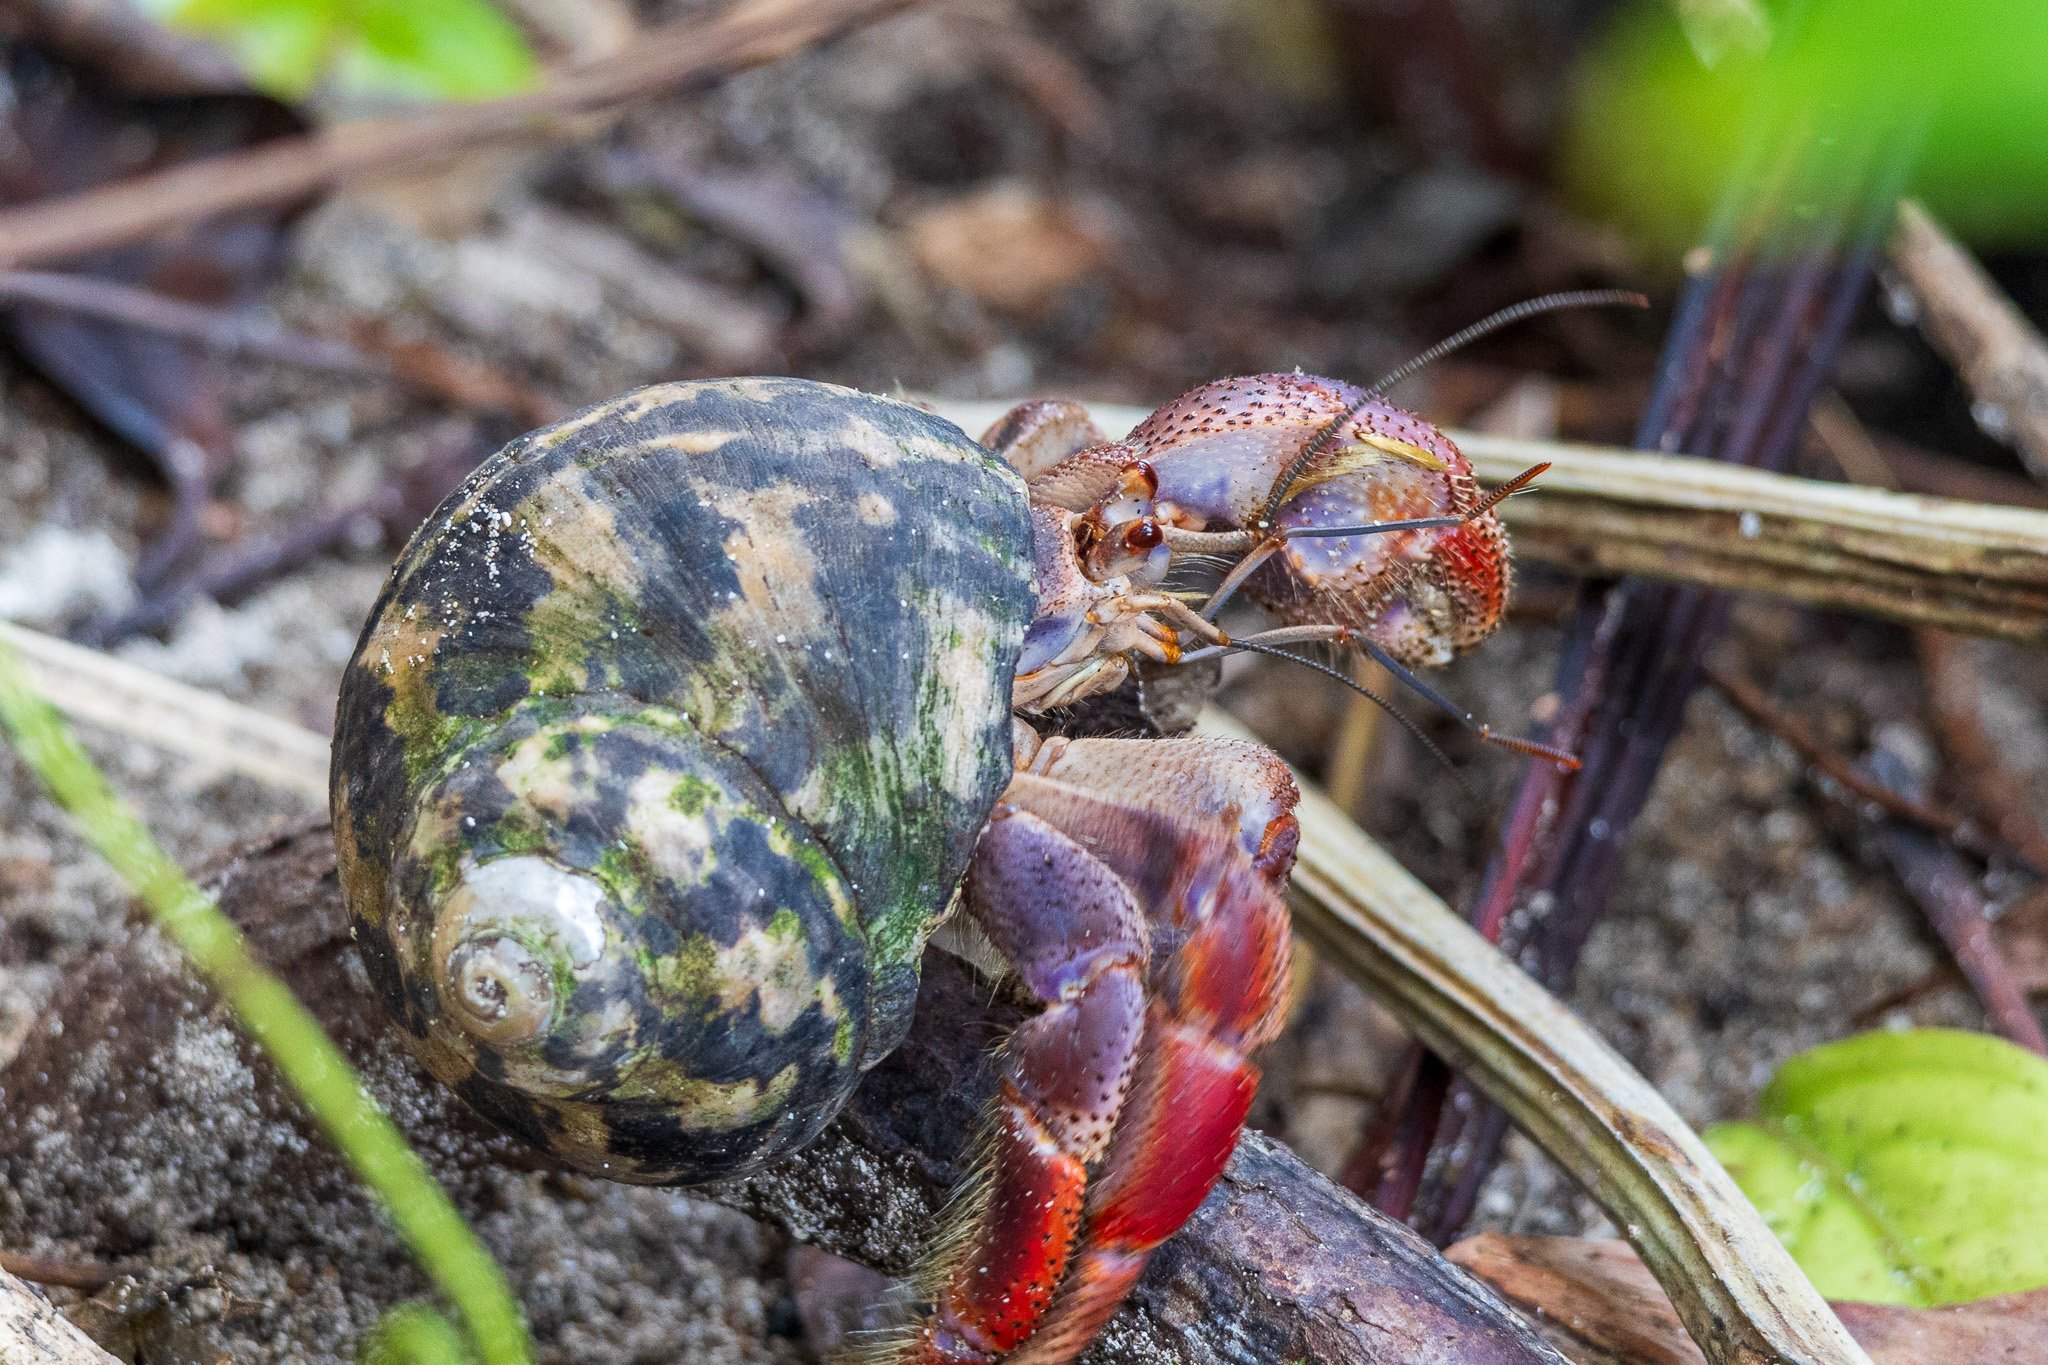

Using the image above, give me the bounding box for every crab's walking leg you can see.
[1002,737,1300,1364]
[897,807,1150,1363]
[980,400,1108,481]
[892,736,1297,1365]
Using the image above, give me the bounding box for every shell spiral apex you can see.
[331,378,1036,1183]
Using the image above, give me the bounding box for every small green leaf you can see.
[146,0,538,103]
[335,0,541,103]
[1705,1028,2048,1307]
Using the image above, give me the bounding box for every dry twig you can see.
[0,0,921,268]
[1886,200,2048,482]
[0,271,375,371]
[1703,657,2028,872]
[1860,748,2048,1054]
[1915,630,2048,876]
[0,1253,120,1294]
[1450,1234,2048,1365]
[0,623,328,800]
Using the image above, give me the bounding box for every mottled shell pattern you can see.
[331,379,1036,1184]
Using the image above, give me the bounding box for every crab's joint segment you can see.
[1478,727,1583,772]
[917,1098,1086,1360]
[1176,623,1352,665]
[1161,526,1257,556]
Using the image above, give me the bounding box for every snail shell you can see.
[331,379,1035,1183]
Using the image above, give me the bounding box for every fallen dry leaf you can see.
[903,182,1111,320]
[1448,1233,2048,1365]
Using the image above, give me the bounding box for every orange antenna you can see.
[1355,637,1581,773]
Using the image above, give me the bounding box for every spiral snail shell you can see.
[331,379,1036,1183]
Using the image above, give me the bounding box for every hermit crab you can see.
[331,297,1609,1364]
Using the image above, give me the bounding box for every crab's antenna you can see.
[1226,637,1470,789]
[1359,289,1648,402]
[1466,460,1551,520]
[1259,289,1648,527]
[1356,638,1581,771]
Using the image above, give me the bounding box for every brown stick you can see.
[1887,200,2048,483]
[0,0,919,269]
[1449,1234,2048,1365]
[0,271,377,370]
[1916,629,2048,877]
[1702,657,2032,874]
[0,1253,121,1294]
[1861,747,2048,1055]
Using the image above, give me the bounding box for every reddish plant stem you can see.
[1704,657,2036,875]
[1864,749,2048,1054]
[1352,119,1916,1239]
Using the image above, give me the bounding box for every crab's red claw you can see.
[886,737,1297,1365]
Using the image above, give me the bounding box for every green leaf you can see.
[1705,1028,2048,1307]
[335,0,541,103]
[147,0,538,103]
[1567,0,2048,249]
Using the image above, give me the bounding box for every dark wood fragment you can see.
[1,823,1565,1364]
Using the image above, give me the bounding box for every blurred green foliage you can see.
[138,0,539,103]
[1568,0,2048,251]
[0,639,532,1365]
[1706,1028,2048,1307]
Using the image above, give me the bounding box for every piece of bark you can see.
[1449,1234,2048,1365]
[0,823,1566,1365]
[0,1268,119,1364]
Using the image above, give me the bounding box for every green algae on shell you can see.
[331,379,1035,1183]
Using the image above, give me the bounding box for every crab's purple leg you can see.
[979,400,1108,481]
[998,737,1300,1363]
[897,807,1150,1364]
